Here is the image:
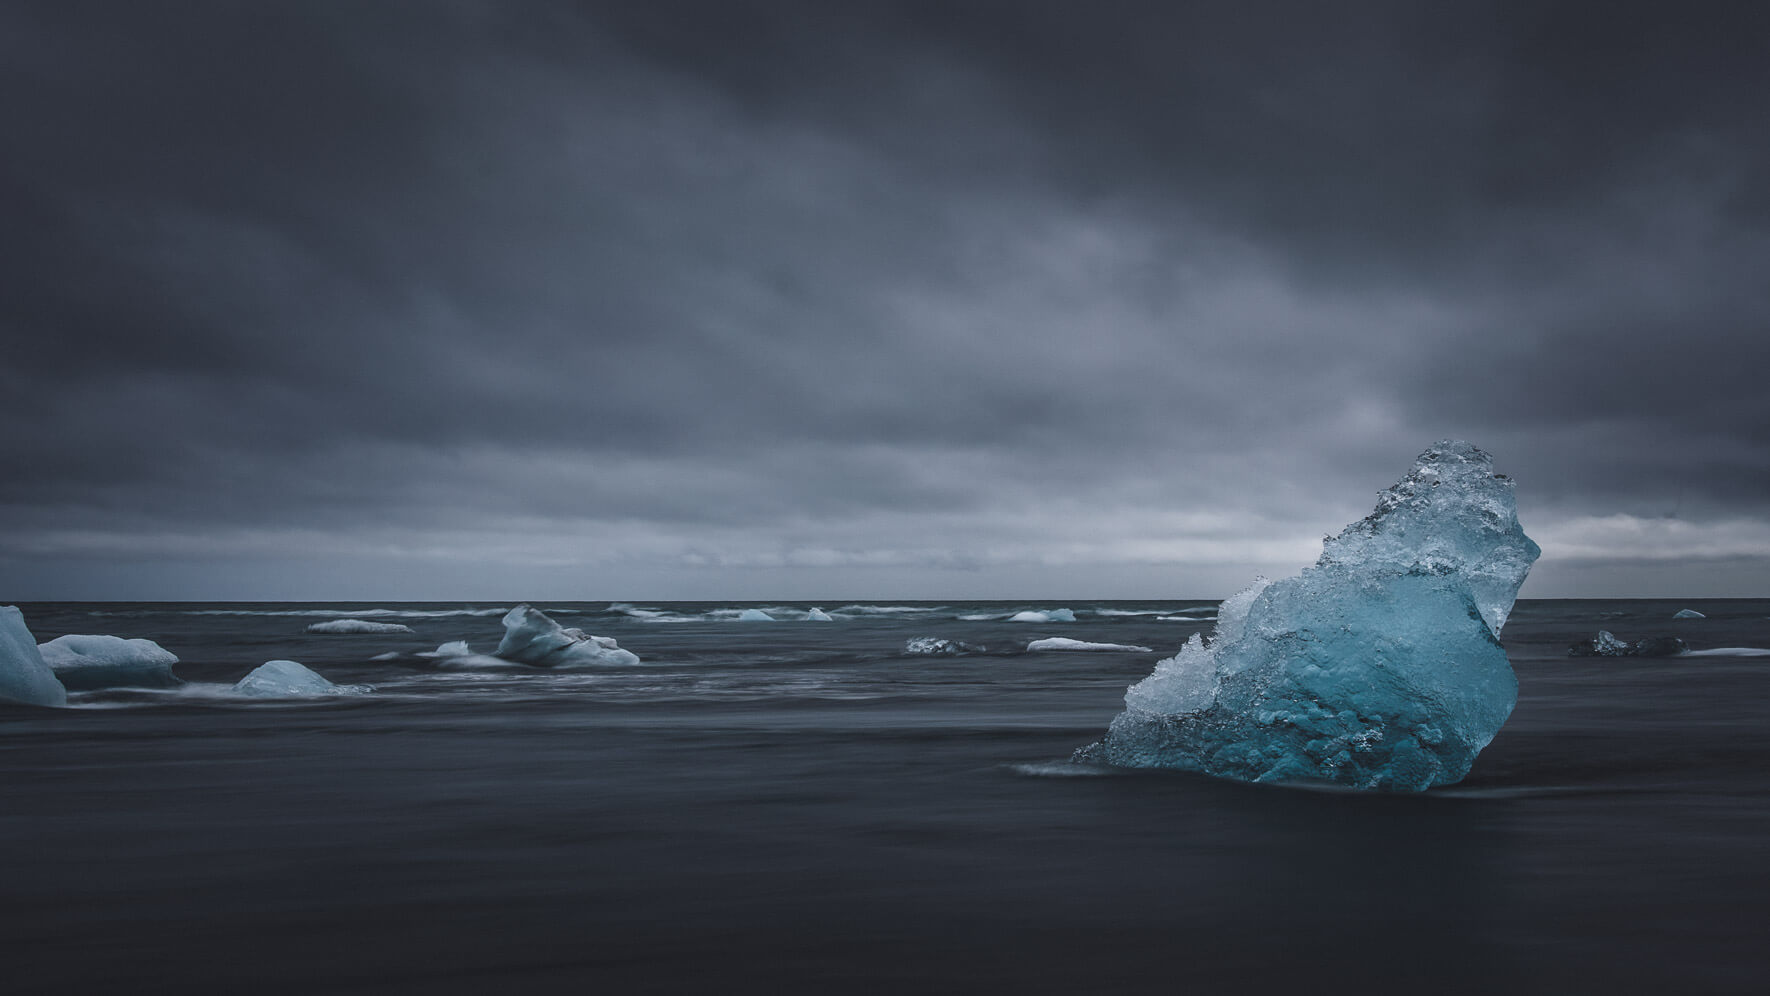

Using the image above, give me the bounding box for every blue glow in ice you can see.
[1078,441,1539,791]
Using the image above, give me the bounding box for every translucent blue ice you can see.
[1077,441,1539,792]
[233,659,369,698]
[496,604,640,666]
[0,606,68,707]
[38,634,183,691]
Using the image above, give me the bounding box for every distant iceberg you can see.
[1672,609,1706,620]
[496,604,639,666]
[234,660,369,698]
[805,607,833,622]
[306,619,415,634]
[1079,441,1538,792]
[0,607,67,707]
[38,634,183,690]
[1008,609,1076,623]
[737,609,774,622]
[1027,638,1154,653]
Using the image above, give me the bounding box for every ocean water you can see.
[3,599,1768,994]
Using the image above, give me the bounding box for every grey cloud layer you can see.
[2,1,1767,598]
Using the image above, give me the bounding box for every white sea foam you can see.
[1683,647,1770,657]
[1026,637,1154,653]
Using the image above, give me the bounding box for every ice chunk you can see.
[495,604,640,666]
[737,609,774,621]
[1027,638,1154,653]
[0,607,67,707]
[1672,609,1706,619]
[1079,440,1539,792]
[433,641,472,657]
[805,607,833,622]
[1007,609,1076,623]
[1567,631,1686,658]
[905,637,985,655]
[233,660,369,698]
[38,634,183,691]
[306,619,415,634]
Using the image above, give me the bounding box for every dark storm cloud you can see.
[2,0,1767,598]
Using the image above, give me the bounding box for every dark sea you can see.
[4,599,1769,994]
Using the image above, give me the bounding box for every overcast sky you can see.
[3,1,1767,600]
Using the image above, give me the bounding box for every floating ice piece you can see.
[805,607,833,622]
[306,619,415,634]
[1672,609,1706,619]
[496,605,640,666]
[1078,440,1539,792]
[1008,609,1076,623]
[0,607,67,707]
[433,641,473,657]
[737,609,774,622]
[1567,631,1686,658]
[905,637,986,656]
[1027,638,1154,653]
[233,660,369,698]
[38,634,183,690]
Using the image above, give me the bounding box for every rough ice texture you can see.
[1026,638,1154,653]
[1567,631,1686,658]
[0,607,67,707]
[737,609,774,622]
[496,605,640,666]
[1673,609,1706,619]
[805,607,833,622]
[1079,441,1539,792]
[38,634,183,691]
[904,637,985,656]
[306,619,415,634]
[233,660,368,698]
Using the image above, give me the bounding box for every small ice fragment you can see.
[737,609,774,622]
[1672,609,1706,619]
[1567,631,1686,657]
[233,660,369,698]
[0,606,67,707]
[306,619,415,634]
[38,634,182,690]
[1007,609,1076,623]
[805,607,833,622]
[434,641,472,657]
[1026,638,1154,653]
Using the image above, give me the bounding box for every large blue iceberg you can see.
[1077,440,1539,791]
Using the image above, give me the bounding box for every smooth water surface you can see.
[3,599,1768,993]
